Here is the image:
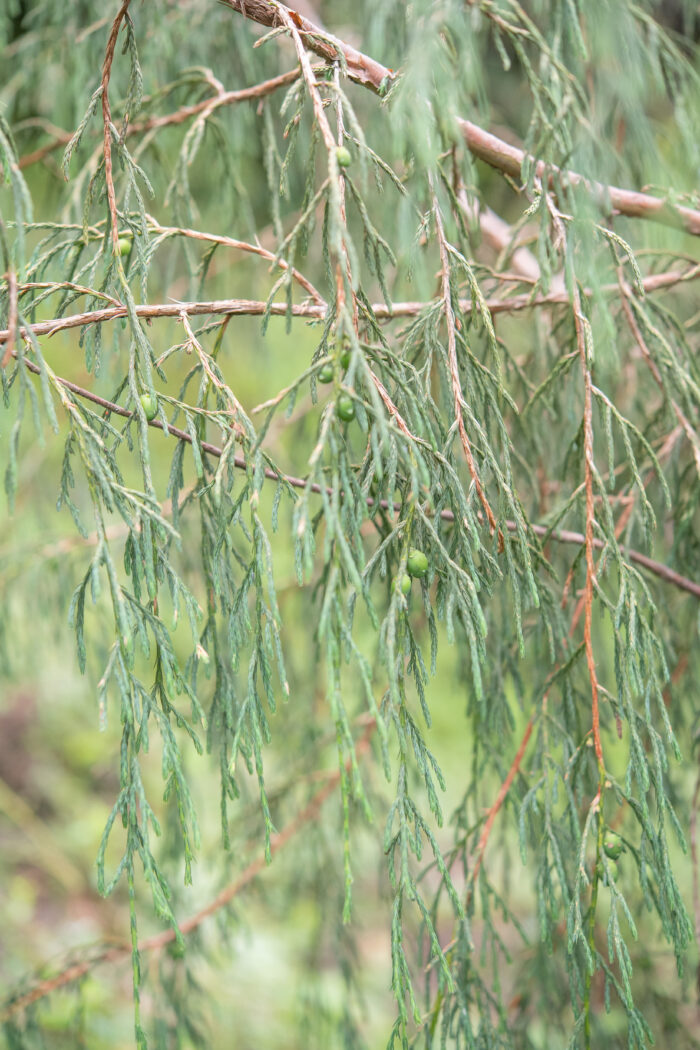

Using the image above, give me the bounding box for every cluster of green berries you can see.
[317,345,351,385]
[394,548,430,597]
[317,340,354,421]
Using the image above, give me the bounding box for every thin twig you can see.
[18,134,72,172]
[570,267,605,773]
[618,274,700,477]
[131,68,300,133]
[368,370,415,440]
[147,218,325,306]
[100,1,131,252]
[426,697,542,986]
[468,712,535,896]
[1,268,17,368]
[566,223,607,1048]
[3,265,700,347]
[457,189,543,285]
[19,70,302,171]
[432,184,500,541]
[274,1,359,333]
[13,356,700,600]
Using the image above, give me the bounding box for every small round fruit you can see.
[336,394,356,422]
[596,858,619,884]
[139,393,158,421]
[603,831,624,860]
[407,548,429,578]
[317,362,334,384]
[167,939,185,959]
[340,347,351,370]
[398,573,412,596]
[335,145,352,168]
[117,236,131,257]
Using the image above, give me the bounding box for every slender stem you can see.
[468,713,535,894]
[432,183,500,539]
[567,240,606,1042]
[0,267,17,368]
[583,791,604,1048]
[147,219,325,305]
[18,69,302,171]
[100,1,132,251]
[4,264,699,347]
[571,272,604,773]
[11,356,700,601]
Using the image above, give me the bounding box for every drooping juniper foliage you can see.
[2,1,700,1047]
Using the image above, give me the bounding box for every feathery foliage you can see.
[2,1,700,1048]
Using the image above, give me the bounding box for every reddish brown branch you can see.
[19,70,302,172]
[3,265,699,348]
[131,69,300,133]
[0,298,317,343]
[12,357,700,600]
[469,713,535,896]
[100,1,131,252]
[570,273,605,773]
[18,134,72,171]
[224,0,700,238]
[148,220,325,305]
[1,268,17,368]
[432,186,501,541]
[218,0,391,91]
[431,708,537,968]
[369,370,415,440]
[457,119,700,237]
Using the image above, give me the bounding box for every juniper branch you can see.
[12,356,700,600]
[223,0,700,237]
[0,267,17,368]
[146,219,325,304]
[18,69,302,171]
[432,183,500,539]
[100,1,132,251]
[3,263,699,346]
